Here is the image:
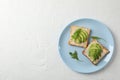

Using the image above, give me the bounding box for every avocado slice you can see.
[80,31,86,42]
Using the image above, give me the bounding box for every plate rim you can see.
[58,18,115,73]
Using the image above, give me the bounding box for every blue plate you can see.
[58,18,114,73]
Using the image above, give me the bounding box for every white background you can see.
[0,0,119,80]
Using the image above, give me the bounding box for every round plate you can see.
[58,18,114,73]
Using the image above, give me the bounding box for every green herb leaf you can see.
[91,36,106,42]
[69,51,82,61]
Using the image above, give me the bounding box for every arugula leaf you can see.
[69,51,82,61]
[91,36,106,42]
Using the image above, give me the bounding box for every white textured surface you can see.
[0,0,119,80]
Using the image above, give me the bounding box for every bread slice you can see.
[68,26,91,48]
[82,39,110,65]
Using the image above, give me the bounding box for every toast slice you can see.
[68,26,90,48]
[82,39,110,65]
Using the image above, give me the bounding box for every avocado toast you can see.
[68,26,91,48]
[82,39,110,65]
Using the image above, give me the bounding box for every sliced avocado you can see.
[96,44,101,49]
[88,43,102,61]
[75,38,80,43]
[79,33,84,42]
[80,31,86,42]
[82,29,88,39]
[71,28,88,43]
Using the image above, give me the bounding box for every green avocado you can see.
[88,43,102,61]
[80,31,86,42]
[71,29,88,43]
